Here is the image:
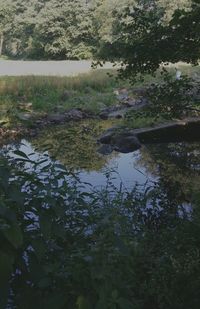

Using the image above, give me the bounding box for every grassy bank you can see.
[0,69,126,128]
[0,64,199,130]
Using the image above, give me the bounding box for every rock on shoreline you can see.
[98,117,200,154]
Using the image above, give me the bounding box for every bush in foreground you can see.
[0,152,200,309]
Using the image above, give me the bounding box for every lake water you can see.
[2,119,200,203]
[2,139,155,191]
[2,120,200,202]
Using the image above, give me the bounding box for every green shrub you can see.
[0,151,200,308]
[146,71,199,118]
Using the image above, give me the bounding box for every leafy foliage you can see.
[32,0,95,59]
[1,0,97,59]
[1,148,200,308]
[0,0,16,55]
[145,71,200,118]
[1,0,198,64]
[96,0,200,81]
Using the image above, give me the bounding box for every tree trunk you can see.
[0,33,4,56]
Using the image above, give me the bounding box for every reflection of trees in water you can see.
[31,119,119,172]
[137,142,200,202]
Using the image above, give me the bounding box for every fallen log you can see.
[98,117,200,154]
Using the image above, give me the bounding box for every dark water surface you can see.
[2,121,200,198]
[2,139,153,190]
[2,121,200,308]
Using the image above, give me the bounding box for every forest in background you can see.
[0,0,193,60]
[1,1,200,308]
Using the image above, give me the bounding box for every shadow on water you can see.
[138,119,200,144]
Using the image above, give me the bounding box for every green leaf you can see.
[118,298,136,309]
[43,292,67,309]
[76,295,91,309]
[32,239,46,261]
[40,215,52,239]
[13,150,30,160]
[9,185,26,205]
[3,223,23,249]
[0,252,14,308]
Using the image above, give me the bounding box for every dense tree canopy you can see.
[0,0,15,55]
[0,0,199,77]
[96,0,199,79]
[0,0,97,58]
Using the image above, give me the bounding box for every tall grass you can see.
[0,69,119,96]
[0,70,127,124]
[0,64,199,128]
